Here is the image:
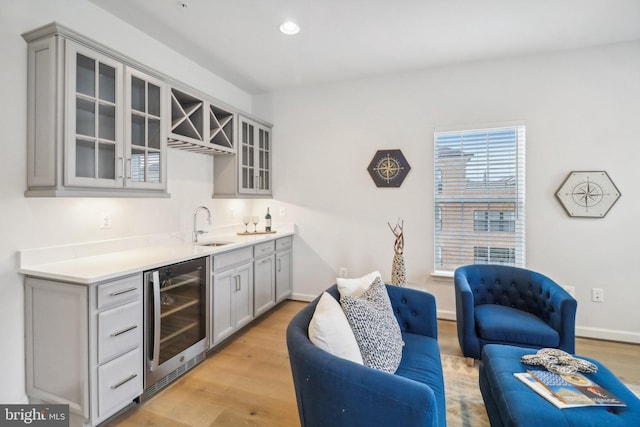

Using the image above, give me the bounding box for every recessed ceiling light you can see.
[279,21,300,35]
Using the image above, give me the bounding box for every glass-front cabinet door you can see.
[65,41,123,188]
[125,68,166,190]
[257,127,271,193]
[239,116,272,195]
[240,118,255,192]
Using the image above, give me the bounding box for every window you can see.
[435,206,443,231]
[474,246,516,265]
[433,125,525,273]
[473,210,515,232]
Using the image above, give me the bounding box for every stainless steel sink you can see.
[197,241,231,247]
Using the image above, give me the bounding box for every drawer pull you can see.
[111,325,138,337]
[109,287,138,297]
[111,373,138,389]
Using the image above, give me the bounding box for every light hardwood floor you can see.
[108,300,640,426]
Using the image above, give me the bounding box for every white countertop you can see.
[19,225,294,284]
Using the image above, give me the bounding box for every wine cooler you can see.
[143,256,209,397]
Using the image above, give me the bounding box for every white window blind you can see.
[434,125,525,273]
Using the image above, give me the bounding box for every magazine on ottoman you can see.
[514,370,626,409]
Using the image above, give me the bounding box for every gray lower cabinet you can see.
[25,273,143,427]
[210,237,292,348]
[253,241,276,317]
[211,247,254,347]
[22,235,292,425]
[275,237,293,302]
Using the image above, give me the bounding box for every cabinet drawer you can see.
[276,236,293,252]
[98,300,142,364]
[98,347,142,419]
[254,241,275,258]
[213,247,253,271]
[98,274,142,310]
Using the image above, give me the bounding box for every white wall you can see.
[255,41,640,344]
[0,0,256,403]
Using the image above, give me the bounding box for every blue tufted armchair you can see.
[454,264,577,360]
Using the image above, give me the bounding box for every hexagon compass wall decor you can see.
[555,171,621,218]
[367,149,411,187]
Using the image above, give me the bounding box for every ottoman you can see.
[479,344,640,426]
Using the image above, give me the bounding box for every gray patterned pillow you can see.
[340,277,404,373]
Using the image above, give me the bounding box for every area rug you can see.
[442,354,640,427]
[442,355,489,427]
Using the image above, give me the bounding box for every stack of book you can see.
[514,370,626,409]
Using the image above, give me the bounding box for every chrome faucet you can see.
[193,206,212,243]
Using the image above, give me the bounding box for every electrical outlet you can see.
[592,288,604,302]
[339,267,348,278]
[279,206,286,216]
[563,286,576,298]
[100,213,112,229]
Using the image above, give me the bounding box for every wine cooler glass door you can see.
[145,256,208,388]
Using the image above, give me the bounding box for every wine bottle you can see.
[265,207,272,231]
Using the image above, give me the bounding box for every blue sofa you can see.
[286,284,446,427]
[454,264,577,360]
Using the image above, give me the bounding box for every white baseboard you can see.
[290,293,316,302]
[576,326,640,344]
[437,310,456,321]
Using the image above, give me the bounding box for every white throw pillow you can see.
[308,292,364,365]
[337,270,383,298]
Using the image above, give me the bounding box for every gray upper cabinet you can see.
[213,115,273,198]
[240,116,272,195]
[23,22,273,199]
[23,23,168,197]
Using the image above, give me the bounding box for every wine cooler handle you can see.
[150,270,161,372]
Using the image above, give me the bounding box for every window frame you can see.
[433,122,526,276]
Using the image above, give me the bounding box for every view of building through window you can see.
[433,126,525,273]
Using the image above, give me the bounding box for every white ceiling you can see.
[89,0,640,94]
